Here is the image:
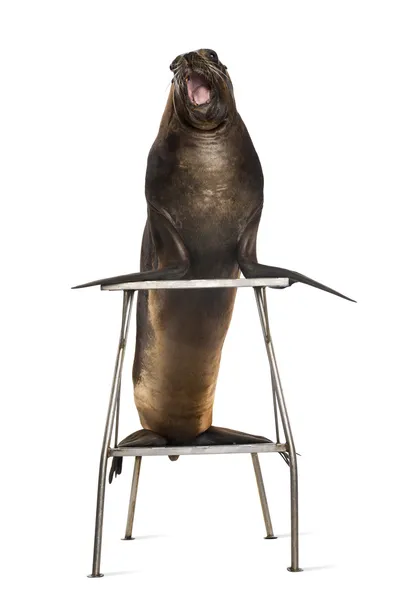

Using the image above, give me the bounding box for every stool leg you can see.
[288,451,301,572]
[122,457,142,540]
[254,288,303,572]
[88,291,134,578]
[87,454,109,578]
[251,453,276,539]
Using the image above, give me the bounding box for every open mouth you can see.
[185,72,211,105]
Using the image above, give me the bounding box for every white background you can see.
[1,1,408,598]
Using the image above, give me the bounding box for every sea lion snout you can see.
[170,49,220,73]
[170,48,234,130]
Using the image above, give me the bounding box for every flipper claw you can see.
[108,457,123,484]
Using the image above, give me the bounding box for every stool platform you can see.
[109,442,288,457]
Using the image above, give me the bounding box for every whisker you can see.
[208,64,228,82]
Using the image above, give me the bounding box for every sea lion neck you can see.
[156,90,237,142]
[168,109,237,140]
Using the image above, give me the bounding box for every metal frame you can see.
[87,278,302,577]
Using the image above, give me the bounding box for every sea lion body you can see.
[133,107,263,441]
[74,49,353,450]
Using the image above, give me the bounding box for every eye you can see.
[208,50,218,62]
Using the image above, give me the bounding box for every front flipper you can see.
[72,206,190,289]
[72,264,189,289]
[238,207,355,302]
[239,260,355,302]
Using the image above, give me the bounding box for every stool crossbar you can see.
[87,277,303,577]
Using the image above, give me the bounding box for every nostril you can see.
[183,51,196,63]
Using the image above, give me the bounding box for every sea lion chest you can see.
[145,120,263,265]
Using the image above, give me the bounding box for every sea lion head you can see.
[170,49,235,131]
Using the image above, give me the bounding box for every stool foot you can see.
[287,567,303,573]
[265,534,277,539]
[121,536,135,541]
[87,573,104,578]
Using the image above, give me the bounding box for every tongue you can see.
[187,73,211,105]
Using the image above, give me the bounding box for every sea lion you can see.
[74,49,353,457]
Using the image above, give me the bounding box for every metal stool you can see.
[86,277,303,577]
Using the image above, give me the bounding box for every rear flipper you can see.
[109,429,169,483]
[111,427,271,470]
[117,426,271,447]
[118,429,168,448]
[194,426,272,445]
[238,208,355,302]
